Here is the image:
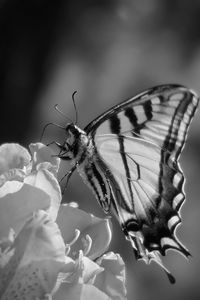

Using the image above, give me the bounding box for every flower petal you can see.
[82,219,112,260]
[0,143,31,178]
[81,255,104,284]
[57,205,112,259]
[29,143,60,176]
[0,182,50,240]
[94,252,127,300]
[54,282,112,300]
[0,168,27,187]
[0,210,73,299]
[17,210,66,264]
[72,251,104,284]
[24,169,61,220]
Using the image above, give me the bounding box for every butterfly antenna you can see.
[72,91,78,124]
[54,104,73,123]
[40,122,65,142]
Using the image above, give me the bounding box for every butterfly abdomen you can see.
[77,153,112,213]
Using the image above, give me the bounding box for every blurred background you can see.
[0,0,200,299]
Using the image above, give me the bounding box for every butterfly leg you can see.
[46,141,62,148]
[60,165,77,195]
[46,140,70,158]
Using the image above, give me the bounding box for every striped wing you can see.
[85,84,198,161]
[94,134,188,254]
[84,84,199,279]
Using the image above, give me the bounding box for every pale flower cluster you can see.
[0,143,127,300]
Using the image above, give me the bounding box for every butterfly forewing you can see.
[85,84,198,160]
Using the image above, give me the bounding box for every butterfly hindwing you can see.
[93,134,188,257]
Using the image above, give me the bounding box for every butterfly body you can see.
[56,84,199,282]
[57,124,112,212]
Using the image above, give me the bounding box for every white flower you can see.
[0,143,127,299]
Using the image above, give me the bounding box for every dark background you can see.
[1,1,200,299]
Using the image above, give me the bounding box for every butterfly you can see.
[54,84,199,283]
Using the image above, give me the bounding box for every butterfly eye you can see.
[66,131,75,146]
[63,130,77,154]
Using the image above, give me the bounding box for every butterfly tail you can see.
[126,232,176,284]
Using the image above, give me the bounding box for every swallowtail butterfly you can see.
[54,84,199,283]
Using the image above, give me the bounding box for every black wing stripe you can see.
[110,115,121,133]
[84,167,101,203]
[143,100,153,120]
[162,92,197,159]
[119,137,134,207]
[124,107,140,136]
[109,115,135,206]
[163,98,186,155]
[85,84,183,134]
[83,162,111,212]
[124,107,138,127]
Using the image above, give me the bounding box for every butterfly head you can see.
[56,123,88,161]
[65,123,80,145]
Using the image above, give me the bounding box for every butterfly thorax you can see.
[57,123,113,212]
